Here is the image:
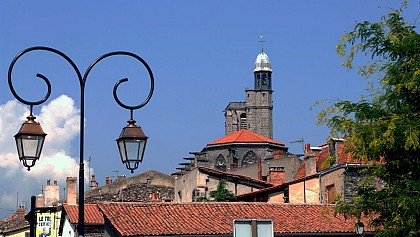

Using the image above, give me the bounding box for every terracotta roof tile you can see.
[63,204,104,225]
[208,130,285,146]
[295,161,306,179]
[98,202,373,236]
[295,140,368,179]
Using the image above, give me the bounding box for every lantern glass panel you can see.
[24,157,37,167]
[355,222,364,235]
[125,139,145,162]
[118,139,128,162]
[21,135,44,158]
[15,137,23,158]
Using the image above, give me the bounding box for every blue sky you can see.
[0,1,418,217]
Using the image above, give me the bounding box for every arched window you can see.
[241,151,256,166]
[262,73,267,85]
[240,113,247,130]
[215,155,227,172]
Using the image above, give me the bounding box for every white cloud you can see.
[0,95,93,219]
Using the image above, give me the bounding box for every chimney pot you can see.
[268,167,285,185]
[305,144,311,153]
[66,177,77,205]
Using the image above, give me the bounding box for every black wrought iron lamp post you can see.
[8,46,154,237]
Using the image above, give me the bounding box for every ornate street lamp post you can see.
[8,46,154,237]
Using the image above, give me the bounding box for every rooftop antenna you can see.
[259,34,266,51]
[112,170,119,181]
[88,156,92,190]
[290,137,304,154]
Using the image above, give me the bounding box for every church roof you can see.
[208,129,284,146]
[254,50,272,72]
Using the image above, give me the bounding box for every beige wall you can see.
[289,177,320,204]
[174,169,199,203]
[174,169,262,203]
[289,182,304,203]
[268,191,284,203]
[4,229,28,237]
[305,178,319,203]
[320,168,344,204]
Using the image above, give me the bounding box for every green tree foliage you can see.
[318,6,420,237]
[209,179,235,202]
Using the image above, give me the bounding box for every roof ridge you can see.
[208,129,284,146]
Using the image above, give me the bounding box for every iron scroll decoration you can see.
[8,47,154,112]
[7,46,155,168]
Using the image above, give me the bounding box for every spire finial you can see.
[259,34,266,51]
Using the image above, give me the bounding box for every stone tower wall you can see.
[224,102,246,136]
[246,90,273,139]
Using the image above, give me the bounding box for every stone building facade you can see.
[174,130,296,177]
[174,166,273,203]
[225,50,273,139]
[83,170,175,203]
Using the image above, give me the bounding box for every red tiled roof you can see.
[208,130,285,146]
[0,217,29,234]
[63,204,104,225]
[295,161,307,180]
[98,202,373,236]
[295,140,366,179]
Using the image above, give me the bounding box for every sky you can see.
[0,1,418,218]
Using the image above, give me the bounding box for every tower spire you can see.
[259,34,266,51]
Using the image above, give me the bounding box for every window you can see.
[240,113,247,130]
[241,151,257,166]
[178,191,182,202]
[326,184,336,204]
[215,155,227,172]
[262,73,267,85]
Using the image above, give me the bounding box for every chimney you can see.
[66,177,77,205]
[304,144,317,176]
[105,176,109,185]
[36,194,44,207]
[90,175,97,190]
[273,150,284,159]
[17,206,25,218]
[117,175,126,182]
[268,167,285,185]
[44,180,59,206]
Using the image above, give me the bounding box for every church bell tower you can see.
[245,49,273,138]
[224,41,274,139]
